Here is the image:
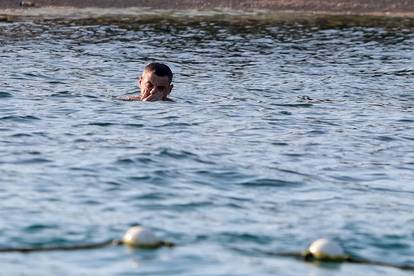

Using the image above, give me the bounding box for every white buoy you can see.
[122,226,160,248]
[308,239,345,260]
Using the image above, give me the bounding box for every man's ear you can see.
[138,76,142,87]
[167,84,174,95]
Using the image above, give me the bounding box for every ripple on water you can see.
[215,232,273,246]
[48,91,76,97]
[87,122,116,127]
[157,148,198,159]
[14,158,52,164]
[116,156,153,165]
[24,224,59,233]
[0,15,414,275]
[238,178,303,188]
[121,123,145,128]
[0,92,12,98]
[0,115,41,122]
[9,133,33,138]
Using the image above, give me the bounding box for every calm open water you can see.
[0,12,413,275]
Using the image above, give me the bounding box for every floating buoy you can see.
[306,238,347,261]
[20,1,35,7]
[122,226,162,248]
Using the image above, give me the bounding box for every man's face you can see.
[139,71,173,101]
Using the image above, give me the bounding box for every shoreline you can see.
[0,0,413,18]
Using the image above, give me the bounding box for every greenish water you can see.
[0,13,413,275]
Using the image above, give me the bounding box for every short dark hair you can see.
[144,63,173,83]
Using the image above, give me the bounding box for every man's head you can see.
[139,63,173,101]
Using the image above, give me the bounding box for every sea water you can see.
[0,12,413,275]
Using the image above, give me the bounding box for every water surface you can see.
[0,13,413,275]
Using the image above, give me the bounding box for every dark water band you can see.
[1,0,414,15]
[269,251,414,271]
[0,240,118,253]
[0,240,174,253]
[0,242,411,271]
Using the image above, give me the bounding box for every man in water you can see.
[120,63,174,101]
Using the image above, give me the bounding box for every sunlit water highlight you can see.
[0,13,413,275]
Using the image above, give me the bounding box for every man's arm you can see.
[117,95,142,101]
